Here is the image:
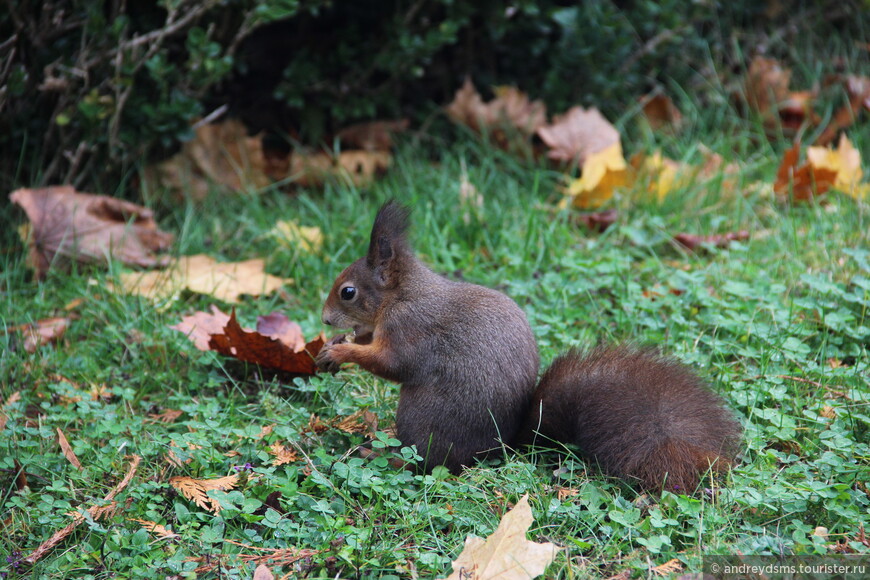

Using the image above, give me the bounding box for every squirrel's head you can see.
[321,200,411,344]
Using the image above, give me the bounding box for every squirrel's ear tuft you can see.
[367,201,412,278]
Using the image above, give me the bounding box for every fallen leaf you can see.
[6,317,71,353]
[130,518,180,540]
[172,306,323,375]
[806,133,869,199]
[118,254,292,303]
[562,143,628,209]
[56,428,83,471]
[253,564,275,580]
[815,75,870,146]
[336,119,409,151]
[147,409,184,424]
[630,151,693,201]
[142,119,276,199]
[576,209,618,233]
[289,150,392,188]
[9,186,173,278]
[332,409,379,437]
[742,56,819,134]
[674,231,750,251]
[640,93,682,129]
[773,142,837,201]
[270,220,323,253]
[537,106,620,166]
[268,442,300,466]
[444,495,560,580]
[169,474,239,514]
[651,559,683,577]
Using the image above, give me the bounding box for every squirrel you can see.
[316,201,741,491]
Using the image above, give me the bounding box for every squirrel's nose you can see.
[322,316,332,326]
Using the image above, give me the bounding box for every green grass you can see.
[3,84,870,580]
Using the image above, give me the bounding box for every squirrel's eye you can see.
[340,286,357,301]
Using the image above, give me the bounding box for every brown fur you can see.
[319,201,742,488]
[520,346,742,491]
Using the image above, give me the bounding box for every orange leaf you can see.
[774,143,837,201]
[9,186,173,279]
[129,518,179,539]
[268,442,300,466]
[640,93,682,129]
[169,474,239,514]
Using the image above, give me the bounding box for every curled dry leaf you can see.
[640,93,682,129]
[445,78,546,154]
[169,474,240,515]
[815,75,870,146]
[576,209,618,233]
[172,307,324,376]
[444,494,559,580]
[9,186,173,279]
[333,409,379,437]
[674,231,750,251]
[118,254,293,303]
[142,119,275,199]
[537,106,620,166]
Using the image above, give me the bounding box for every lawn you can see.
[2,61,870,580]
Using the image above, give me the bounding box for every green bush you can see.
[1,0,866,192]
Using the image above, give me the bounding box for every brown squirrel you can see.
[316,201,741,491]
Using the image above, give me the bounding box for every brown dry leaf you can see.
[253,564,275,580]
[651,559,683,577]
[820,405,837,419]
[555,487,579,501]
[336,119,409,151]
[774,142,837,201]
[268,442,300,466]
[9,186,173,278]
[119,254,292,303]
[743,56,819,134]
[640,93,683,129]
[142,119,275,199]
[744,56,792,116]
[537,106,620,166]
[816,75,870,146]
[5,316,71,353]
[561,143,629,209]
[130,518,180,540]
[306,414,330,434]
[289,150,392,188]
[332,409,379,437]
[25,455,140,565]
[256,424,276,440]
[56,428,82,471]
[673,231,750,251]
[446,78,547,139]
[205,310,325,376]
[443,494,560,580]
[169,474,240,515]
[256,313,306,351]
[576,209,618,233]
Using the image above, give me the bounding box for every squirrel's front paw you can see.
[316,334,347,373]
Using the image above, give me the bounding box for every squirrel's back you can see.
[521,345,741,492]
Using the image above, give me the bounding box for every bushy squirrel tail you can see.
[518,345,741,492]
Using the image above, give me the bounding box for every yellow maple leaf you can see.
[562,143,628,209]
[271,220,323,253]
[806,134,869,200]
[632,151,690,201]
